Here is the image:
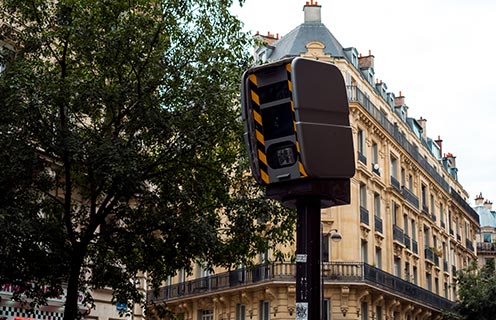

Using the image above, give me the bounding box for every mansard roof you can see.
[267,21,345,61]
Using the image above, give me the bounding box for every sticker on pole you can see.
[296,254,307,263]
[295,302,308,320]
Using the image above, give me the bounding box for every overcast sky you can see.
[230,0,496,205]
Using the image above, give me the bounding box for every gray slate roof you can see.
[267,22,345,61]
[475,205,496,227]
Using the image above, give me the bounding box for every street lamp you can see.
[322,227,342,320]
[329,229,343,242]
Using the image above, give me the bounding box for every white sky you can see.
[231,0,496,205]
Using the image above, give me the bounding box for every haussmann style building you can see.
[148,2,480,320]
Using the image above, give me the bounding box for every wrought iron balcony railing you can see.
[393,224,404,243]
[401,186,419,209]
[477,242,496,252]
[358,152,367,165]
[147,262,453,312]
[390,176,401,191]
[347,85,479,224]
[374,215,383,234]
[360,206,370,225]
[412,239,419,254]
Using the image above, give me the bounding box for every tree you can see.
[0,1,295,319]
[442,260,496,320]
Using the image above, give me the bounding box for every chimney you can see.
[304,0,321,23]
[358,50,374,69]
[394,91,405,107]
[254,31,279,46]
[445,152,457,169]
[475,193,484,206]
[435,135,443,156]
[417,117,427,140]
[484,199,493,210]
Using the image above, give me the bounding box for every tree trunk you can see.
[64,249,85,320]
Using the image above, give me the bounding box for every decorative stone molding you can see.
[340,286,350,317]
[360,224,371,239]
[301,41,332,61]
[357,290,369,303]
[177,302,193,320]
[375,233,384,247]
[393,242,403,257]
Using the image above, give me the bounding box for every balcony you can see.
[465,239,474,252]
[412,239,419,254]
[393,224,404,243]
[422,204,429,215]
[425,247,435,262]
[404,234,411,250]
[450,189,480,224]
[390,176,401,191]
[374,215,383,234]
[148,262,454,312]
[402,186,419,209]
[424,248,440,267]
[477,242,496,253]
[358,152,367,165]
[360,206,370,225]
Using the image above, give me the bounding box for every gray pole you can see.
[296,197,322,320]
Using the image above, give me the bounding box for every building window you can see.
[405,262,410,282]
[424,226,431,247]
[426,273,432,291]
[411,219,416,240]
[236,304,246,320]
[440,203,445,226]
[390,155,398,179]
[322,234,330,263]
[200,310,214,320]
[483,233,492,243]
[394,257,401,277]
[375,247,382,269]
[430,195,435,216]
[179,269,186,283]
[421,184,428,211]
[259,301,270,320]
[403,214,409,236]
[357,129,366,163]
[376,306,382,320]
[408,174,413,190]
[361,240,368,263]
[374,193,380,217]
[360,301,368,320]
[372,142,378,164]
[413,266,418,285]
[392,201,399,225]
[360,183,367,208]
[322,299,331,320]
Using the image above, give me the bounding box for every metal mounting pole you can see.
[295,197,322,320]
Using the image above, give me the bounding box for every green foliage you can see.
[0,0,295,319]
[442,260,496,320]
